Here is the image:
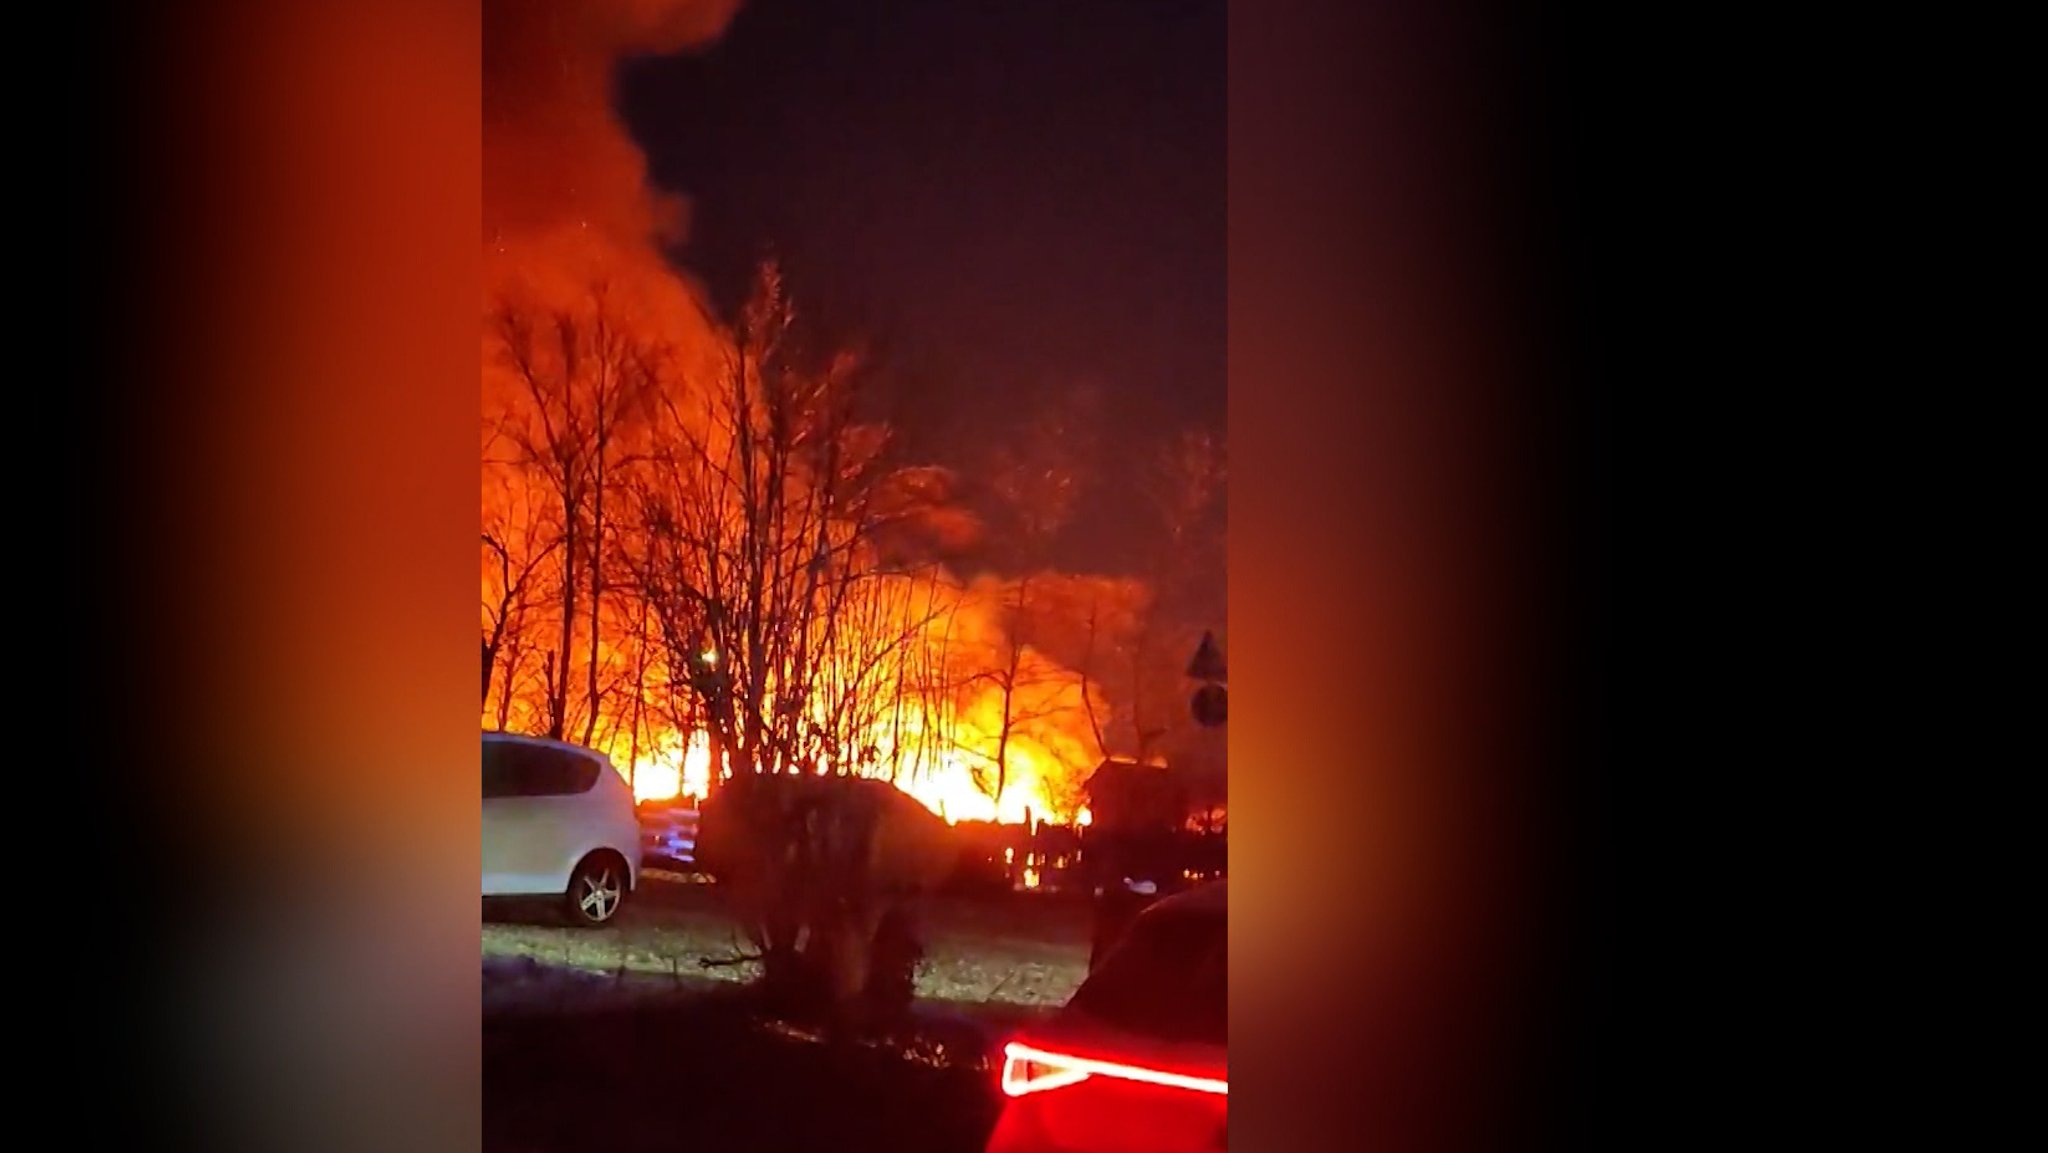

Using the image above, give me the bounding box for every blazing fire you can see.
[484,569,1109,825]
[625,724,1074,824]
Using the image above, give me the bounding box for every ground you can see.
[484,869,1093,1010]
[485,986,1011,1153]
[483,871,1093,1153]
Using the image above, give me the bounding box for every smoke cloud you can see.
[482,0,744,384]
[484,0,742,250]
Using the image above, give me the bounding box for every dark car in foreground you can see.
[985,881,1227,1153]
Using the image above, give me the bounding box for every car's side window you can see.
[534,747,600,795]
[487,742,602,798]
[482,739,518,799]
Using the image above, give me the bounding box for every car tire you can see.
[563,853,627,928]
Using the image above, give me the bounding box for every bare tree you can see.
[978,385,1098,809]
[618,576,656,793]
[481,529,560,709]
[1036,573,1148,758]
[481,460,564,721]
[489,282,662,742]
[630,262,959,1023]
[1126,428,1226,758]
[905,574,966,792]
[633,264,867,781]
[1145,428,1226,618]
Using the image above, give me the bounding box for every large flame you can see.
[486,571,1111,825]
[624,726,1072,825]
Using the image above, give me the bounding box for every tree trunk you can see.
[582,470,605,747]
[481,634,495,708]
[624,600,648,792]
[704,724,726,802]
[495,637,522,730]
[865,904,923,1019]
[542,652,564,740]
[551,515,577,742]
[992,694,1012,812]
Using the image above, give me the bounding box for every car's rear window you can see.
[482,739,602,798]
[1067,905,1226,1046]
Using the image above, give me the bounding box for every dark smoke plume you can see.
[484,0,743,251]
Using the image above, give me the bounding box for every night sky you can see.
[619,0,1225,577]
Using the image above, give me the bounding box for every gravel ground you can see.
[482,876,1090,1153]
[482,870,1093,1010]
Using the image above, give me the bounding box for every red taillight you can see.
[1000,1042,1229,1098]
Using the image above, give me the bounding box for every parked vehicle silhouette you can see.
[482,731,642,927]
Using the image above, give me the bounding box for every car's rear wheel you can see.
[564,854,627,927]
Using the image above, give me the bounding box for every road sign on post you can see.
[1187,630,1226,728]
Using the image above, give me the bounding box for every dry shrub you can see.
[698,774,961,1030]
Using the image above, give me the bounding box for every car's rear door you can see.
[483,741,598,894]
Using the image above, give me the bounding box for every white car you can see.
[985,881,1227,1153]
[481,731,642,926]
